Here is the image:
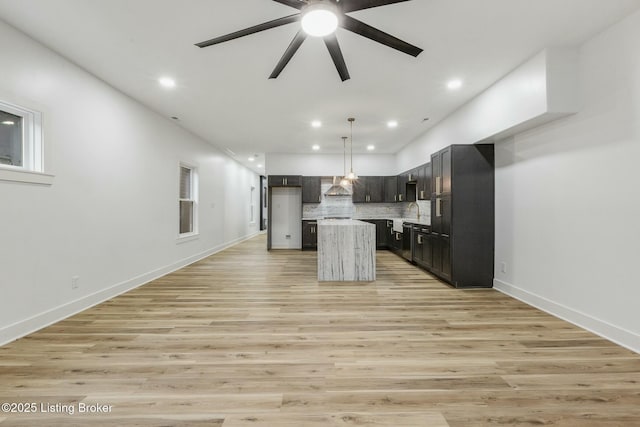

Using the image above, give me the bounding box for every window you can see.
[179,164,197,236]
[250,186,256,223]
[0,100,43,172]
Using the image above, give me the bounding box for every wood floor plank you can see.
[1,234,639,425]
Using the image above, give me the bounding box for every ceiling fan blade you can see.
[324,34,350,82]
[269,30,308,79]
[341,15,422,57]
[195,14,300,48]
[272,0,305,10]
[341,0,410,13]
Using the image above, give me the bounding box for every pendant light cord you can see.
[348,117,355,176]
[342,136,347,178]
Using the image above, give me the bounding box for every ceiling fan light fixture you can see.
[301,3,339,37]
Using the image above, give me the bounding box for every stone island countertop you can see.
[317,219,376,282]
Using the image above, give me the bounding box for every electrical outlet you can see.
[501,262,507,274]
[71,276,80,289]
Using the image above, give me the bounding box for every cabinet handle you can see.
[394,194,397,202]
[417,234,423,245]
[420,190,424,199]
[318,195,321,202]
[436,176,441,195]
[395,233,402,241]
[436,198,442,217]
[311,226,315,234]
[399,194,403,202]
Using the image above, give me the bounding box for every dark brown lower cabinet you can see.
[412,226,432,270]
[390,230,403,255]
[362,219,392,249]
[302,221,317,250]
[430,234,451,281]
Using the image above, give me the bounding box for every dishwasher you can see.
[402,223,413,261]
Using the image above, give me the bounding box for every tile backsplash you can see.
[303,178,431,222]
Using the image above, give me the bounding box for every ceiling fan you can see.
[195,0,422,81]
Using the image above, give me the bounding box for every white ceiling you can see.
[1,0,639,174]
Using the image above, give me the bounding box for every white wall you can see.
[392,21,639,351]
[494,10,640,352]
[396,48,579,173]
[0,20,260,345]
[266,153,397,176]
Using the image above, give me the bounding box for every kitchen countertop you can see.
[304,217,430,224]
[400,217,430,226]
[317,219,373,226]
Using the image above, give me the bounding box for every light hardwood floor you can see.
[1,234,639,426]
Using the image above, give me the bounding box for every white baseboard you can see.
[0,231,261,347]
[494,278,639,354]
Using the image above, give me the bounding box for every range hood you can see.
[324,176,351,196]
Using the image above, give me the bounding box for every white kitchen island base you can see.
[317,219,376,281]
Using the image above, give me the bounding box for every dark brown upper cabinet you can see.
[417,162,431,200]
[352,176,384,203]
[268,175,302,187]
[302,176,322,203]
[384,175,398,202]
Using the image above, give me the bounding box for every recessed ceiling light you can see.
[248,157,255,162]
[312,144,320,151]
[311,120,322,128]
[367,145,375,151]
[447,79,463,90]
[158,77,176,88]
[387,120,398,128]
[257,164,263,168]
[1,120,15,125]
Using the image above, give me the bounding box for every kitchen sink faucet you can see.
[407,202,421,219]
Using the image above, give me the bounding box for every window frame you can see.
[250,185,256,224]
[177,162,199,241]
[0,98,51,185]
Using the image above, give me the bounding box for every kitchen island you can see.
[317,219,376,281]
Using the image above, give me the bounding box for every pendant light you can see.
[346,117,358,180]
[325,136,352,196]
[340,136,349,186]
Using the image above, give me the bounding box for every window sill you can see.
[177,232,199,244]
[0,168,54,185]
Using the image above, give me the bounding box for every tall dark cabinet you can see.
[430,144,494,288]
